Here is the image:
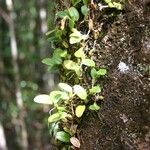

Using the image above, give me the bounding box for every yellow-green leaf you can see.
[89,85,101,94]
[75,105,86,118]
[89,102,100,111]
[74,47,85,58]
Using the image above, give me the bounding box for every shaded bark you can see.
[5,0,28,149]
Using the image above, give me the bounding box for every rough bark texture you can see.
[80,0,150,149]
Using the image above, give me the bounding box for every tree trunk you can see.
[5,0,28,149]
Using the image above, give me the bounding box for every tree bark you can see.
[5,0,28,149]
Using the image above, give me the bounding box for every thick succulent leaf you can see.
[73,85,87,100]
[48,112,68,123]
[58,83,73,93]
[34,94,53,105]
[55,131,71,143]
[75,105,86,118]
[49,91,69,104]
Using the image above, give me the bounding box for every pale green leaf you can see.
[34,94,53,105]
[89,102,100,111]
[75,105,86,118]
[73,85,87,100]
[89,85,101,94]
[82,59,95,67]
[55,131,71,143]
[81,5,88,17]
[74,47,85,58]
[63,60,80,70]
[58,83,72,93]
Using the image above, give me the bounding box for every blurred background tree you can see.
[0,0,55,149]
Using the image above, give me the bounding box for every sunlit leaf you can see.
[89,102,100,111]
[50,91,69,104]
[96,68,107,76]
[73,85,87,100]
[34,94,53,105]
[74,47,85,58]
[55,131,71,143]
[70,137,81,148]
[48,112,68,123]
[75,105,86,118]
[82,59,95,67]
[63,60,80,71]
[69,28,88,44]
[89,85,101,94]
[58,83,72,93]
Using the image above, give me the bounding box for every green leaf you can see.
[34,94,53,105]
[56,11,69,19]
[58,83,73,93]
[55,131,71,143]
[82,59,95,67]
[67,7,79,21]
[81,5,88,17]
[74,47,85,58]
[42,58,53,65]
[69,19,75,29]
[71,0,81,6]
[96,68,107,76]
[89,102,100,111]
[90,68,97,79]
[90,68,107,79]
[89,85,101,94]
[48,112,68,123]
[73,85,87,100]
[75,105,86,118]
[53,49,67,58]
[83,0,89,5]
[49,91,69,104]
